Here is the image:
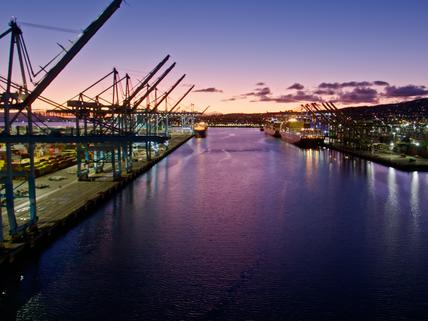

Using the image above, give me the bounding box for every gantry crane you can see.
[0,0,123,241]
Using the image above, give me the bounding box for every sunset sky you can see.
[1,0,427,113]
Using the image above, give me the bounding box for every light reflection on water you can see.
[1,128,428,321]
[386,167,399,215]
[411,171,420,217]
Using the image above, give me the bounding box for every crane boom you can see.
[326,101,339,110]
[168,85,194,113]
[152,74,185,112]
[0,27,12,40]
[123,55,170,105]
[321,102,349,123]
[200,106,209,114]
[132,62,176,109]
[11,0,122,123]
[302,103,328,123]
[310,103,336,122]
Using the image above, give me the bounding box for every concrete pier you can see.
[325,144,428,172]
[0,133,193,268]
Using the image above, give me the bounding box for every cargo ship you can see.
[193,121,208,138]
[263,119,282,138]
[280,118,325,147]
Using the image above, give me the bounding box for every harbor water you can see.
[1,128,428,320]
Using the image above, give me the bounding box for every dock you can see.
[0,133,193,269]
[325,144,428,172]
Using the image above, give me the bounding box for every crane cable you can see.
[19,22,81,34]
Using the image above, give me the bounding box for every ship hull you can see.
[264,127,281,138]
[280,132,324,148]
[193,122,208,138]
[194,129,207,138]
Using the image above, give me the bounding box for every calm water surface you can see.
[1,128,428,320]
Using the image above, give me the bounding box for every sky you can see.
[1,0,427,114]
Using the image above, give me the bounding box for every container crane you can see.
[9,0,123,124]
[0,0,123,240]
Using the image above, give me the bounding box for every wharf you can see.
[325,144,428,172]
[0,133,193,268]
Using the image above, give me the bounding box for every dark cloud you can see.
[252,95,276,102]
[341,81,372,88]
[249,90,322,103]
[319,82,341,90]
[287,83,304,90]
[318,81,383,89]
[338,87,379,104]
[227,80,428,106]
[255,87,271,96]
[384,85,428,98]
[221,97,237,102]
[264,95,295,103]
[241,87,272,99]
[373,80,390,86]
[292,91,322,102]
[314,89,336,95]
[255,82,266,86]
[193,87,223,93]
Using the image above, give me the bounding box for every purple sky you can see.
[1,0,427,113]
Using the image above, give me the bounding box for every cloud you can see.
[255,87,271,96]
[287,83,304,90]
[318,80,390,90]
[340,81,372,88]
[224,80,428,106]
[221,97,237,102]
[249,90,322,103]
[384,85,428,97]
[338,87,379,104]
[292,91,322,102]
[255,82,266,86]
[314,89,336,95]
[261,95,294,103]
[318,82,341,90]
[373,80,389,86]
[251,95,275,102]
[240,87,272,99]
[193,87,223,93]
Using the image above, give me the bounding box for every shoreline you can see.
[207,125,260,128]
[0,134,194,270]
[263,129,428,172]
[324,144,428,172]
